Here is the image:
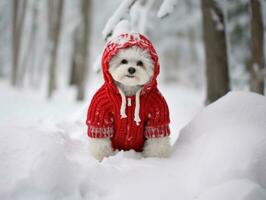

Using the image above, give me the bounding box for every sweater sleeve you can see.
[86,87,114,138]
[144,91,170,138]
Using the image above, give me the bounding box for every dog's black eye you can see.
[137,60,143,67]
[121,59,128,64]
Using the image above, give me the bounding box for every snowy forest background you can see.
[1,0,266,200]
[1,0,266,102]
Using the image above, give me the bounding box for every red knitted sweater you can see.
[86,33,170,151]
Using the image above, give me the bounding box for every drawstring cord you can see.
[134,88,142,125]
[117,86,142,126]
[118,87,127,118]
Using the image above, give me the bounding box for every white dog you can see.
[89,46,171,161]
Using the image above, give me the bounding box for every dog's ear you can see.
[109,55,122,71]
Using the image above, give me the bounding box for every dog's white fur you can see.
[88,138,114,161]
[89,46,171,160]
[143,137,171,158]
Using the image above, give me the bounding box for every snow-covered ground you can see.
[1,79,266,200]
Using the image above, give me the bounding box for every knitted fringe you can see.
[145,124,170,138]
[88,125,114,138]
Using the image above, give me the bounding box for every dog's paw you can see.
[88,138,114,161]
[143,136,171,158]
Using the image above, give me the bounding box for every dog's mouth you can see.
[126,75,135,78]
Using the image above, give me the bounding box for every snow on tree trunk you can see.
[250,0,265,95]
[47,0,64,98]
[201,0,230,104]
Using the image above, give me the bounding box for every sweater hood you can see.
[101,33,160,95]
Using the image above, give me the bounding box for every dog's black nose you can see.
[128,67,136,74]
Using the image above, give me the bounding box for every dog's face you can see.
[109,46,154,86]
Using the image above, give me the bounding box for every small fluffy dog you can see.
[87,33,171,161]
[109,46,154,95]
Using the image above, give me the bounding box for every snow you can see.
[130,0,154,34]
[174,91,266,196]
[111,19,130,37]
[157,0,178,19]
[1,78,266,200]
[196,179,266,200]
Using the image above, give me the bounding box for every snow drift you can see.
[174,91,266,199]
[1,91,266,200]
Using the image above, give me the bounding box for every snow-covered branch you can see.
[102,0,137,41]
[136,0,154,34]
[157,0,178,19]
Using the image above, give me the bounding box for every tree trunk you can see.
[11,0,27,86]
[250,0,264,94]
[47,0,64,98]
[76,0,91,101]
[186,0,198,64]
[69,27,80,86]
[201,0,230,104]
[19,1,38,86]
